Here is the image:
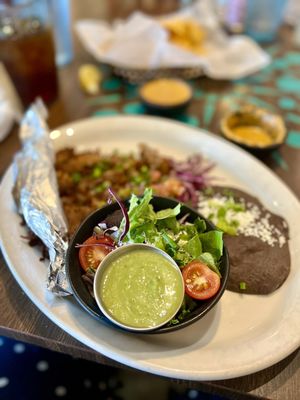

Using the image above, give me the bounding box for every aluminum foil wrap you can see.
[12,101,71,296]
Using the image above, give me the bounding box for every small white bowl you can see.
[93,243,185,332]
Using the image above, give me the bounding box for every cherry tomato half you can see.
[78,235,115,271]
[182,260,221,300]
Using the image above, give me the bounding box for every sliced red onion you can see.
[176,172,205,184]
[108,187,130,241]
[181,181,198,207]
[172,154,215,206]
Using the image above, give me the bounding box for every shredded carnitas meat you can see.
[55,144,214,235]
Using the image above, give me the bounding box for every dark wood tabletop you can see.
[0,1,299,399]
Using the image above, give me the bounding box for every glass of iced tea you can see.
[0,0,58,107]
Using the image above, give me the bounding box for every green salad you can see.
[121,188,223,272]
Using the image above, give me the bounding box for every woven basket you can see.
[112,65,203,83]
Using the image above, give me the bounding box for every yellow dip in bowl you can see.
[94,244,184,331]
[221,106,286,150]
[139,78,192,115]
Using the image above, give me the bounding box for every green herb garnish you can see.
[71,172,82,183]
[202,197,246,236]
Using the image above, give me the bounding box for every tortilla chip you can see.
[161,18,206,55]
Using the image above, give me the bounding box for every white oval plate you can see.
[1,116,300,381]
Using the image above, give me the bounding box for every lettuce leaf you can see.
[182,234,202,259]
[122,189,223,271]
[156,203,181,220]
[198,231,223,261]
[198,252,221,277]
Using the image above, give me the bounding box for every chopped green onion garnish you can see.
[141,165,149,173]
[115,164,123,172]
[239,281,247,290]
[71,172,81,183]
[92,166,102,178]
[94,181,110,193]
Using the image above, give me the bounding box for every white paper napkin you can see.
[75,0,270,80]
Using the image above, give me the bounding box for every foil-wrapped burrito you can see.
[12,100,71,296]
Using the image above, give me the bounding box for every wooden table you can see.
[0,2,300,399]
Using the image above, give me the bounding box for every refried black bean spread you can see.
[198,186,290,295]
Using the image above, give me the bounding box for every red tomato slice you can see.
[182,260,221,300]
[78,235,115,271]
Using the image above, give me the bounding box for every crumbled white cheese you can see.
[198,194,286,247]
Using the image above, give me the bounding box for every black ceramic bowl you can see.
[139,78,192,117]
[220,106,287,153]
[66,196,229,334]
